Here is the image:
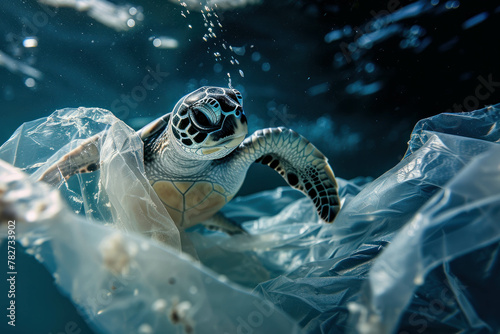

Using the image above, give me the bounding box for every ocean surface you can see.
[1,1,499,333]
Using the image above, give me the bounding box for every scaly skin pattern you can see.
[223,127,340,223]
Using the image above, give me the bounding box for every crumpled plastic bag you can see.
[0,107,181,249]
[1,104,500,333]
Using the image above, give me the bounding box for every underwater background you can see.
[1,0,500,333]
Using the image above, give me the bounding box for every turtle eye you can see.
[189,107,218,131]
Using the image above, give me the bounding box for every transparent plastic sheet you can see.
[350,146,500,333]
[0,104,499,333]
[0,107,181,249]
[0,141,301,333]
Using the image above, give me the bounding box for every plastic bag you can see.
[0,107,181,249]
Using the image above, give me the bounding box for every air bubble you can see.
[25,78,36,88]
[213,63,223,73]
[23,37,38,48]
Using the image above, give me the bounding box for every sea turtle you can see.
[40,86,340,234]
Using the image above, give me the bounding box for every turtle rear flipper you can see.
[202,212,249,235]
[39,133,101,185]
[232,127,341,223]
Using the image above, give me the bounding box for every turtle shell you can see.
[152,180,234,228]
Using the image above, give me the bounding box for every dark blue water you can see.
[1,1,499,333]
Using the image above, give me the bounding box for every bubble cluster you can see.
[176,0,247,87]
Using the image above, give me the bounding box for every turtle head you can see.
[169,86,248,160]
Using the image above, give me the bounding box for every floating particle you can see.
[188,24,192,29]
[23,37,38,48]
[25,78,36,88]
[462,12,489,30]
[138,324,153,334]
[410,25,422,36]
[364,62,375,73]
[445,0,460,9]
[307,82,330,96]
[152,36,179,49]
[231,46,246,56]
[152,299,168,312]
[181,12,186,18]
[235,59,240,65]
[251,52,261,62]
[213,63,223,73]
[262,62,271,72]
[239,70,244,77]
[324,30,343,43]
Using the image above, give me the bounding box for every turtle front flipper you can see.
[231,127,341,223]
[39,133,101,185]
